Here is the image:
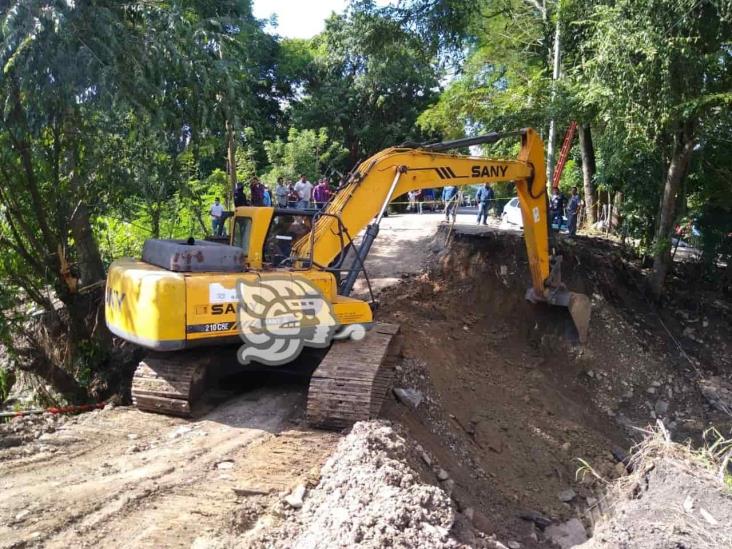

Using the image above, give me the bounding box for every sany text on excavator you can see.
[105,128,591,428]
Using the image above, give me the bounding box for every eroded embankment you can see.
[374,227,730,547]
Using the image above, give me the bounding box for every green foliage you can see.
[558,159,582,194]
[263,128,348,183]
[287,6,442,165]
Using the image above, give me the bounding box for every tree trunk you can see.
[578,123,597,224]
[69,201,106,287]
[150,204,161,239]
[17,345,87,403]
[649,122,695,300]
[546,5,562,183]
[226,120,236,209]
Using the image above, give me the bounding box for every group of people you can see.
[209,174,335,236]
[406,183,582,236]
[210,176,583,238]
[407,184,497,225]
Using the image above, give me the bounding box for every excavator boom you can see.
[294,128,590,341]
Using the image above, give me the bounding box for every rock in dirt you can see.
[545,518,588,548]
[393,387,424,409]
[437,468,450,481]
[558,488,576,502]
[283,485,306,509]
[654,400,669,416]
[698,376,732,415]
[518,510,552,530]
[250,421,469,548]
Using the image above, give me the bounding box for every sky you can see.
[252,0,391,39]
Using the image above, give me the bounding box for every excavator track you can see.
[306,323,401,430]
[131,353,209,417]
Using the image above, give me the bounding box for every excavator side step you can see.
[131,354,209,417]
[306,323,401,430]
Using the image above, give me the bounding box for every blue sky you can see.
[252,0,392,39]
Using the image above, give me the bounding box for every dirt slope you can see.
[376,225,731,547]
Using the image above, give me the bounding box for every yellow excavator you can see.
[105,128,590,428]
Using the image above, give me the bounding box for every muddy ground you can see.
[1,212,731,548]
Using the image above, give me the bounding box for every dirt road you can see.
[350,211,496,297]
[0,385,339,548]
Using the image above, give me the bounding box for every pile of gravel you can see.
[264,421,466,548]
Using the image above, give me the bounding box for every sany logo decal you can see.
[105,288,126,310]
[236,276,365,366]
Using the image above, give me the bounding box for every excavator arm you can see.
[293,127,590,341]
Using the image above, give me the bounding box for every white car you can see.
[501,197,523,228]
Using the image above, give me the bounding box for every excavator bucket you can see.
[529,255,592,343]
[568,292,591,343]
[532,285,591,343]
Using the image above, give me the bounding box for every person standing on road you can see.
[210,197,224,236]
[294,174,313,209]
[275,177,288,207]
[407,190,417,212]
[475,184,494,225]
[567,186,580,237]
[442,186,458,222]
[550,187,565,230]
[263,186,272,207]
[287,182,299,208]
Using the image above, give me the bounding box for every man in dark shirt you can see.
[234,182,248,207]
[566,186,581,236]
[550,187,565,230]
[250,178,265,206]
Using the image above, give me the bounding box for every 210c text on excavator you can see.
[105,128,591,428]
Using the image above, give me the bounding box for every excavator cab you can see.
[227,207,319,269]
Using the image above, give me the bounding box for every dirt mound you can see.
[581,426,732,548]
[247,420,481,548]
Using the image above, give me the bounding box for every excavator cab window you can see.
[264,212,313,267]
[233,216,253,255]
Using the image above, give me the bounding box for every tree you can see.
[0,0,275,401]
[580,0,731,298]
[286,3,442,166]
[263,128,348,183]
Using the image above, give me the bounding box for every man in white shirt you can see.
[210,197,225,236]
[294,174,313,209]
